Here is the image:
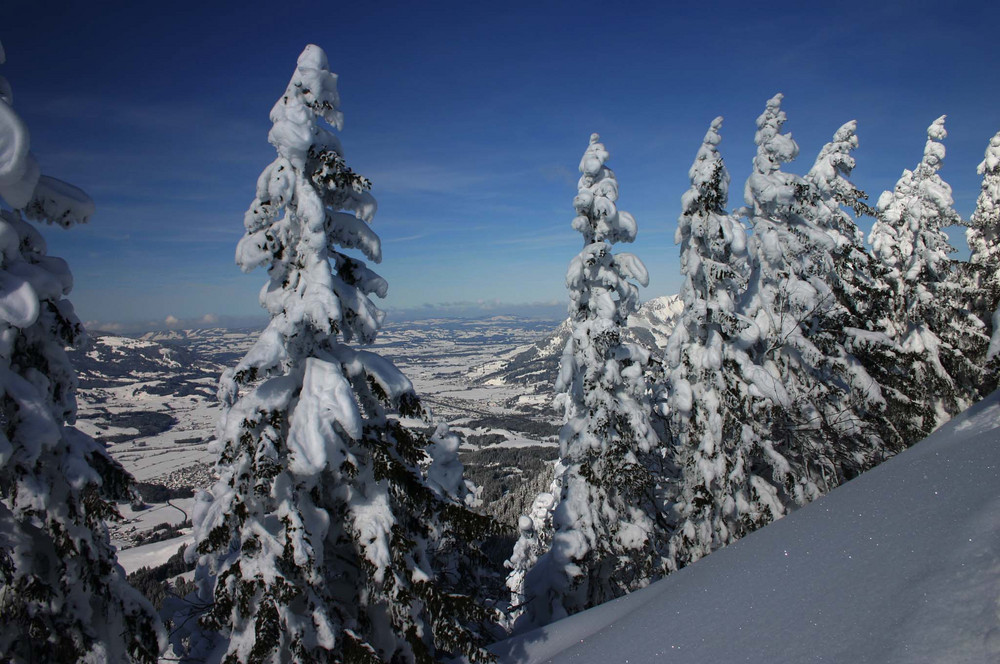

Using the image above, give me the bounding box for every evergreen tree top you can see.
[566,134,647,324]
[745,93,800,217]
[682,116,730,214]
[673,115,747,317]
[268,44,345,169]
[572,133,637,246]
[808,121,858,188]
[979,132,1000,177]
[916,116,951,181]
[753,93,799,169]
[875,116,960,248]
[970,131,1000,232]
[233,43,382,360]
[926,116,947,145]
[805,120,876,239]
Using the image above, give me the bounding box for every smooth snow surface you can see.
[494,391,1000,664]
[117,534,192,576]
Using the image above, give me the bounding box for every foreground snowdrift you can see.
[494,392,1000,663]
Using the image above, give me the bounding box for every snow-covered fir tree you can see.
[0,41,164,663]
[176,45,494,664]
[868,116,989,428]
[502,489,556,631]
[664,116,788,570]
[508,134,666,632]
[966,132,1000,359]
[800,121,911,453]
[740,94,890,509]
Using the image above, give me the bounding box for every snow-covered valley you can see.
[71,317,566,562]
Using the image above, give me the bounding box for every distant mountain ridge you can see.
[68,334,223,398]
[469,294,684,393]
[139,328,260,366]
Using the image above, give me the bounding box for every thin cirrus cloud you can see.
[364,164,492,196]
[33,93,265,147]
[384,233,430,243]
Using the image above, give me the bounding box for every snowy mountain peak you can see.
[627,294,684,348]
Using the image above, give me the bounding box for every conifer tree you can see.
[0,42,164,663]
[801,121,910,453]
[509,134,666,632]
[178,45,493,664]
[664,116,785,570]
[502,490,556,630]
[869,116,989,427]
[740,94,889,508]
[966,132,1000,360]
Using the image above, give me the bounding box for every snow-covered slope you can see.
[623,293,684,349]
[67,334,223,488]
[493,391,1000,663]
[139,327,260,367]
[470,295,683,392]
[71,333,223,396]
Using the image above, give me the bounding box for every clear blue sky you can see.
[4,0,999,329]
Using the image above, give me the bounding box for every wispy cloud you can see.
[489,230,574,247]
[36,94,261,138]
[84,320,125,333]
[364,163,492,196]
[384,233,429,243]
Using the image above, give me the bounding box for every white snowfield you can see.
[492,391,1000,664]
[116,533,193,576]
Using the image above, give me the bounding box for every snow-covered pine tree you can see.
[179,45,493,663]
[868,116,989,428]
[502,489,556,631]
[740,94,890,509]
[508,134,666,632]
[966,132,1000,361]
[0,41,164,662]
[665,116,787,570]
[800,121,911,453]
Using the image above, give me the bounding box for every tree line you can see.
[1,42,996,663]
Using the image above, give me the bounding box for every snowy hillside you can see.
[71,333,224,396]
[139,327,260,367]
[470,295,683,392]
[623,293,685,349]
[493,391,1000,664]
[66,333,223,487]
